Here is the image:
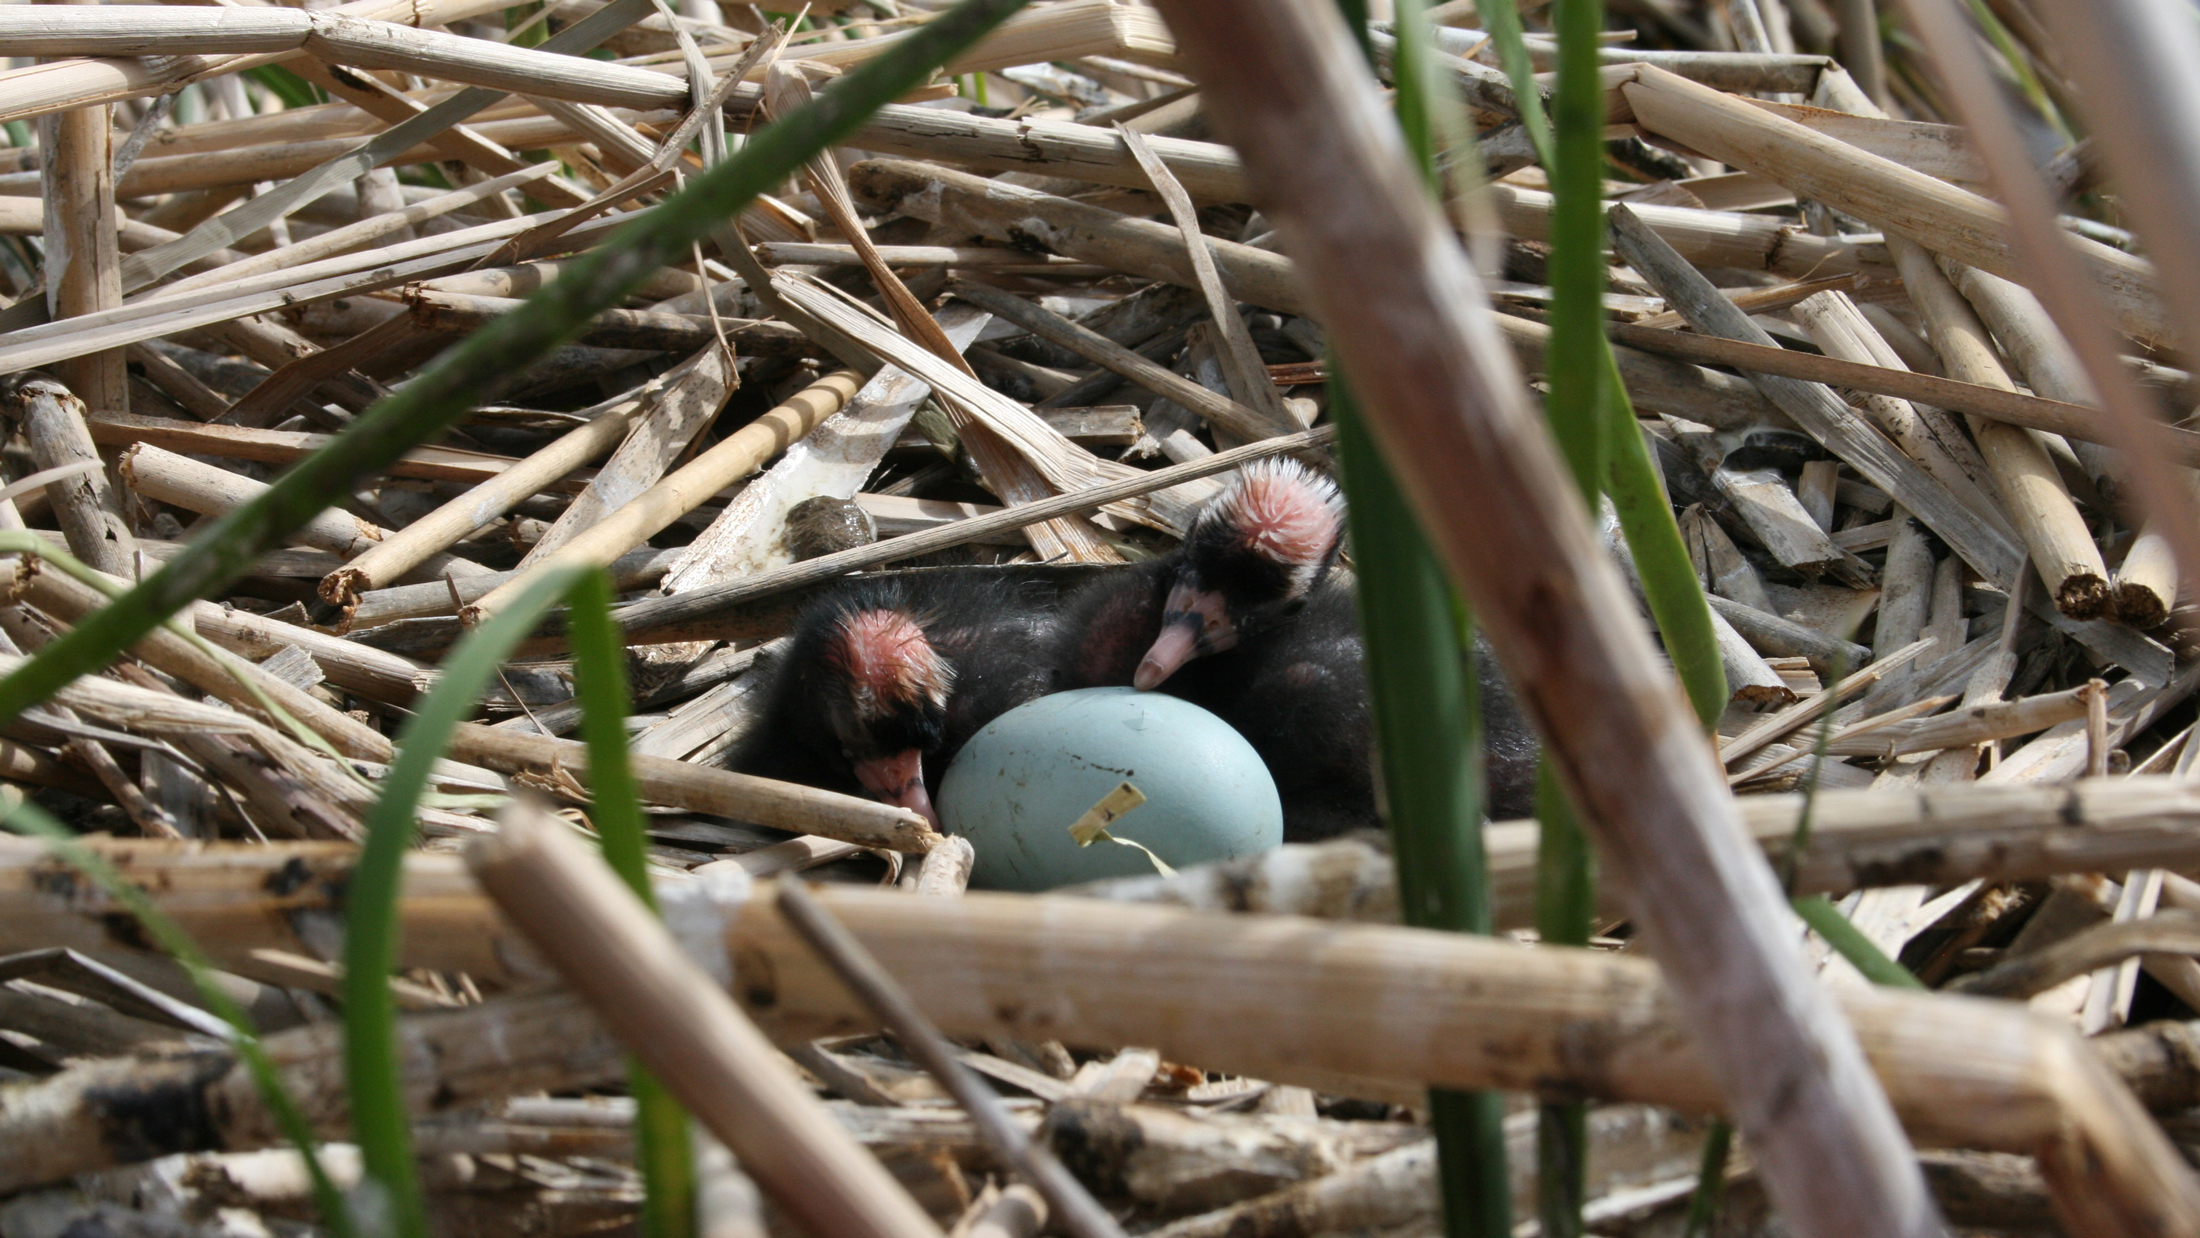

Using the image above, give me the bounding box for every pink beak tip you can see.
[857,750,941,829]
[1134,623,1200,691]
[900,781,943,831]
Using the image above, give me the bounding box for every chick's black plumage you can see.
[1051,458,1540,839]
[1057,568,1538,838]
[730,572,1059,824]
[1165,580,1377,840]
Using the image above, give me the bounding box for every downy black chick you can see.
[1053,458,1539,838]
[730,573,1059,826]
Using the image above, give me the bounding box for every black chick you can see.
[730,573,1059,826]
[1054,458,1367,838]
[1053,458,1539,838]
[1167,578,1377,839]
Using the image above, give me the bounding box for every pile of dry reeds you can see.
[2,0,2200,1236]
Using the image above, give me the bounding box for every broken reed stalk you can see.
[466,802,945,1238]
[14,872,2198,1238]
[1847,0,2200,611]
[0,0,1036,729]
[1707,584,1883,677]
[35,777,2200,971]
[1884,237,2108,618]
[772,877,1126,1238]
[468,370,863,619]
[118,443,493,577]
[2116,520,2183,631]
[1149,3,1940,1236]
[1710,605,1791,707]
[4,376,129,574]
[37,1,127,419]
[1933,256,2187,627]
[319,394,649,606]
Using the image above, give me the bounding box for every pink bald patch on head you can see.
[829,609,953,718]
[1213,460,1343,567]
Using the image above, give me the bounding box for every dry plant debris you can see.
[0,0,2196,1235]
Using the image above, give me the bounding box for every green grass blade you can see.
[505,1,548,48]
[1477,0,1555,170]
[344,563,593,1238]
[1394,0,1475,199]
[1532,763,1593,948]
[1531,761,1591,1238]
[1537,1098,1588,1238]
[568,570,648,901]
[1335,384,1510,1238]
[245,65,326,109]
[1792,895,1923,989]
[566,570,695,1238]
[1600,350,1727,728]
[0,0,1033,732]
[1682,1120,1733,1238]
[0,803,355,1238]
[1535,0,1615,1232]
[1543,0,1608,504]
[1960,0,2069,142]
[1338,7,1509,1234]
[1334,395,1491,939]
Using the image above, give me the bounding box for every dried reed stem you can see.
[466,801,944,1238]
[1152,4,1940,1235]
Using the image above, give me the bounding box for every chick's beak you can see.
[854,748,940,829]
[1135,583,1236,690]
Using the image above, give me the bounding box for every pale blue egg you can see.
[939,687,1283,891]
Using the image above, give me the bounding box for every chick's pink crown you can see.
[829,609,954,716]
[1212,459,1344,567]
